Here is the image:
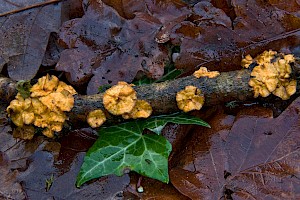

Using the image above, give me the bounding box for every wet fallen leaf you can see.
[169,99,300,199]
[0,103,25,199]
[172,0,300,72]
[124,174,190,200]
[42,33,64,67]
[0,152,26,200]
[18,129,129,199]
[0,0,62,80]
[57,0,190,94]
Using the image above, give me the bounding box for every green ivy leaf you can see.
[133,63,182,86]
[16,80,32,98]
[76,113,209,187]
[154,68,182,83]
[143,113,210,134]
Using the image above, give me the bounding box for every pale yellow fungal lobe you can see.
[7,74,77,139]
[193,67,220,78]
[39,90,75,113]
[176,86,205,112]
[256,50,277,65]
[7,96,35,127]
[56,81,77,95]
[103,81,137,115]
[122,100,152,119]
[42,128,55,138]
[31,98,48,114]
[245,50,297,100]
[241,55,253,68]
[272,80,297,100]
[30,74,59,97]
[87,109,107,128]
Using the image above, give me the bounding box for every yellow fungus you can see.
[193,67,220,79]
[122,100,152,119]
[7,74,77,139]
[103,81,137,115]
[42,128,55,138]
[176,86,205,112]
[244,50,297,100]
[30,74,59,97]
[241,55,253,68]
[87,109,107,128]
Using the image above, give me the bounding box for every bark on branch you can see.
[72,70,253,122]
[1,67,300,125]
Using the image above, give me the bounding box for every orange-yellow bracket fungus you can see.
[7,74,77,139]
[176,85,205,112]
[87,109,107,128]
[103,81,137,115]
[122,100,153,119]
[243,50,297,100]
[193,67,220,79]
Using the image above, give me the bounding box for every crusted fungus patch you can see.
[242,50,297,100]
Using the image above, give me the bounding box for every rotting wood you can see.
[1,66,300,125]
[0,76,17,103]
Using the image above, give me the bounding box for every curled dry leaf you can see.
[0,0,61,80]
[170,98,300,199]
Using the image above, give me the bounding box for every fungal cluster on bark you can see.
[102,82,153,119]
[242,50,297,100]
[176,86,205,112]
[6,74,77,139]
[86,82,153,128]
[193,67,220,79]
[3,51,300,138]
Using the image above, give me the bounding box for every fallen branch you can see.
[0,76,17,103]
[1,65,300,125]
[72,70,253,122]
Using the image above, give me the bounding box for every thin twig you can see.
[3,0,22,7]
[0,0,62,17]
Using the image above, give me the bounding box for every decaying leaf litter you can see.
[1,0,300,199]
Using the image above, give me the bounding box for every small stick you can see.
[0,0,62,17]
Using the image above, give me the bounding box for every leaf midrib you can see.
[78,133,142,185]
